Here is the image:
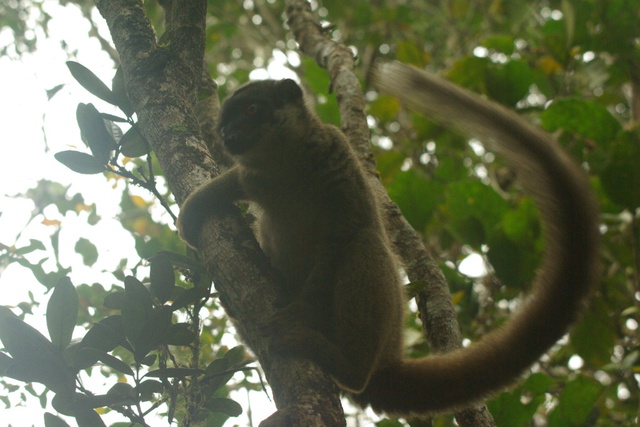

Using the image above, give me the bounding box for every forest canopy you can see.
[0,0,638,426]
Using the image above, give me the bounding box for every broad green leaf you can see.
[121,276,154,349]
[120,127,148,158]
[46,277,78,352]
[112,66,133,116]
[133,306,173,359]
[74,237,98,267]
[170,287,210,311]
[54,151,104,175]
[0,306,74,394]
[67,61,116,105]
[204,397,242,417]
[103,291,126,310]
[165,323,197,346]
[44,413,71,427]
[387,169,444,233]
[223,345,246,366]
[486,60,535,106]
[77,348,133,376]
[74,407,106,427]
[149,253,176,304]
[540,99,621,146]
[548,376,602,426]
[107,382,136,401]
[137,379,163,401]
[76,103,117,164]
[600,133,640,209]
[570,299,615,365]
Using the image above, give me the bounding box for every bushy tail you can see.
[361,62,600,415]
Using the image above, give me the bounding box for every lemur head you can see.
[218,79,311,164]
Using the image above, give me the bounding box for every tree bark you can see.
[94,1,344,426]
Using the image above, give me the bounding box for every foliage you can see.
[1,0,639,425]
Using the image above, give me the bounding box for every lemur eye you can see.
[246,104,258,115]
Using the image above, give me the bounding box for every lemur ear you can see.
[278,79,303,102]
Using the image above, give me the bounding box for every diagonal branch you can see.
[284,0,495,424]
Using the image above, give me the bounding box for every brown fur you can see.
[177,73,599,415]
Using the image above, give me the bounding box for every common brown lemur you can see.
[177,65,599,415]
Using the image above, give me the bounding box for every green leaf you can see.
[486,60,535,106]
[165,323,197,346]
[548,376,602,426]
[77,347,133,376]
[46,277,78,352]
[149,253,176,304]
[103,291,126,310]
[121,276,154,349]
[74,407,106,427]
[120,127,148,158]
[540,99,621,146]
[445,180,509,247]
[137,379,163,401]
[67,61,116,105]
[570,299,615,365]
[76,103,117,164]
[54,151,105,175]
[134,306,173,359]
[170,286,210,311]
[72,315,128,369]
[0,306,75,394]
[44,412,71,427]
[107,382,136,401]
[223,345,246,366]
[387,169,444,233]
[74,237,98,267]
[600,132,640,209]
[111,66,133,116]
[204,397,242,417]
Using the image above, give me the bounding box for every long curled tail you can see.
[361,62,600,415]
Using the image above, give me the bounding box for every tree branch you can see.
[94,1,343,425]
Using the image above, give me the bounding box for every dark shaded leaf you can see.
[77,347,133,376]
[112,66,133,116]
[76,103,117,164]
[548,376,602,426]
[46,277,78,352]
[165,323,197,346]
[120,127,148,158]
[170,286,210,311]
[67,61,115,105]
[121,276,154,349]
[223,345,246,366]
[54,151,104,175]
[74,406,106,427]
[137,379,164,401]
[103,291,126,310]
[204,397,242,417]
[149,253,176,304]
[0,306,75,394]
[74,237,98,266]
[44,412,71,427]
